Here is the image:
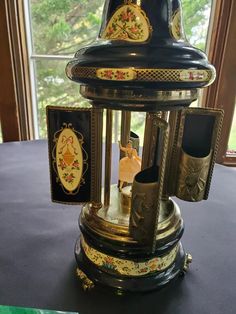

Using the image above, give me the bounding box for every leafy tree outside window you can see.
[25,0,213,140]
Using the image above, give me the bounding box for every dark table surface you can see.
[0,140,236,314]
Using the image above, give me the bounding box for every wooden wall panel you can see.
[203,0,236,164]
[0,1,20,142]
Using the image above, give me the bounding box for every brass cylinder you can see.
[176,149,213,202]
[129,167,159,246]
[162,110,180,198]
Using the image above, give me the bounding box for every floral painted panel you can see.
[81,237,179,276]
[96,68,136,81]
[56,127,83,192]
[47,106,91,204]
[101,4,152,42]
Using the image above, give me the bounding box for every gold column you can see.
[104,109,113,207]
[162,110,181,197]
[120,111,131,159]
[91,107,103,209]
[162,110,180,198]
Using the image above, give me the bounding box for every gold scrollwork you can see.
[183,253,192,273]
[76,268,95,291]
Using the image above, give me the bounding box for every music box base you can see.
[75,237,190,293]
[74,187,191,293]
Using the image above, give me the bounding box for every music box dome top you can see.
[66,0,215,110]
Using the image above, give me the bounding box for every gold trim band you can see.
[68,66,214,83]
[81,237,179,276]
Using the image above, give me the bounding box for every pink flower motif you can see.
[130,26,138,33]
[108,26,114,35]
[121,10,134,22]
[188,72,194,80]
[72,160,80,170]
[58,158,67,170]
[63,172,75,183]
[104,256,114,264]
[149,263,157,271]
[104,70,113,79]
[116,70,126,80]
[139,267,148,273]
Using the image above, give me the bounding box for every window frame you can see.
[3,0,236,165]
[202,0,236,166]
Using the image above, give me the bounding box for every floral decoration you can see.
[63,172,75,184]
[81,237,179,277]
[72,159,80,170]
[58,158,67,171]
[180,70,208,82]
[97,68,134,81]
[102,4,151,42]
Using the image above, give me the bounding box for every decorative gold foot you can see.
[183,253,193,273]
[76,268,95,291]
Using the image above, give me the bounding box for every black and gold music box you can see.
[47,0,223,292]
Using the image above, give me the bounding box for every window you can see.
[204,0,236,165]
[23,0,213,141]
[0,123,2,143]
[227,102,236,155]
[24,0,104,138]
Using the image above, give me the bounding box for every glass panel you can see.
[182,0,213,108]
[227,102,236,155]
[29,0,104,55]
[182,0,213,51]
[33,59,90,138]
[131,112,146,146]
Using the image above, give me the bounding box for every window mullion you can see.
[23,0,39,139]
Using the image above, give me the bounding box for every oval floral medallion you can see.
[56,128,83,192]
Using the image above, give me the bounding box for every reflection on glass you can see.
[131,112,146,146]
[227,103,236,154]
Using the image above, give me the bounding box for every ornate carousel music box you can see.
[47,0,223,292]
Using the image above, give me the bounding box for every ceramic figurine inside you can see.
[118,140,141,191]
[47,0,223,293]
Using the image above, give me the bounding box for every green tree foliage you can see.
[29,0,212,138]
[182,0,212,50]
[30,0,104,137]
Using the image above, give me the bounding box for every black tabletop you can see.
[0,140,235,314]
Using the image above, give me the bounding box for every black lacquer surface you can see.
[75,238,186,293]
[66,0,215,94]
[79,219,184,258]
